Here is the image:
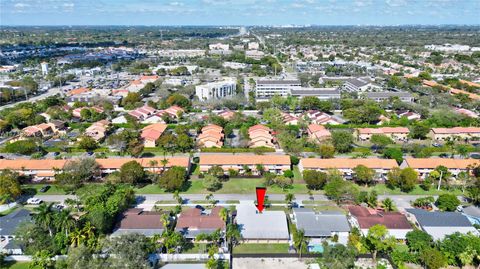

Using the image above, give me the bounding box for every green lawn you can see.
[3,261,31,269]
[366,184,463,196]
[233,243,290,254]
[22,184,67,195]
[292,166,302,180]
[182,243,209,254]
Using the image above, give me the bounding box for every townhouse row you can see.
[0,154,477,181]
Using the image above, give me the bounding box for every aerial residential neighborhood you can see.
[0,1,480,269]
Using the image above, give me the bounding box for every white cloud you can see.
[385,0,407,7]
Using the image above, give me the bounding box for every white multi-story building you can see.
[209,43,230,51]
[248,42,260,50]
[40,62,49,75]
[195,78,237,101]
[255,79,301,101]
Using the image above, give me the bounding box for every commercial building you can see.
[195,78,237,101]
[198,154,290,175]
[363,91,414,103]
[343,77,380,92]
[255,79,301,101]
[291,88,341,100]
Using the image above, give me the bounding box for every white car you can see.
[27,198,43,205]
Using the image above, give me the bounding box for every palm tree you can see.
[54,209,76,236]
[149,160,158,174]
[285,193,295,209]
[382,198,395,212]
[293,229,307,258]
[160,158,169,174]
[161,214,170,231]
[226,224,242,252]
[173,190,183,205]
[33,203,55,236]
[69,228,85,247]
[219,208,228,224]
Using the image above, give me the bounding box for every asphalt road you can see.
[33,193,448,210]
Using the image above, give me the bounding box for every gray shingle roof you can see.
[406,208,472,227]
[0,209,32,236]
[462,206,480,218]
[294,209,350,237]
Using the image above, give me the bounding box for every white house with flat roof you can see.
[235,203,289,243]
[195,78,237,101]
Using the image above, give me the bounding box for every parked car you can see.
[39,185,51,193]
[27,198,43,205]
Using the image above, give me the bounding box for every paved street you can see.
[33,193,451,211]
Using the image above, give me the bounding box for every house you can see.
[454,108,478,118]
[235,203,289,243]
[84,120,110,141]
[22,123,56,138]
[348,206,413,240]
[460,205,480,225]
[141,123,167,147]
[175,206,226,239]
[429,127,480,141]
[112,208,165,237]
[0,209,32,255]
[72,106,104,118]
[356,127,410,141]
[197,124,224,148]
[291,208,350,247]
[128,105,157,121]
[157,105,185,119]
[405,208,479,240]
[400,158,479,178]
[306,110,342,125]
[299,158,398,179]
[218,110,235,120]
[396,111,421,121]
[248,124,275,148]
[281,112,299,125]
[307,124,331,142]
[198,154,290,175]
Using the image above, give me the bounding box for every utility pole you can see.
[437,170,443,191]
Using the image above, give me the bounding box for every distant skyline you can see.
[1,0,479,26]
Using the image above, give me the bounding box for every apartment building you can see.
[400,158,479,178]
[356,127,410,141]
[299,158,398,179]
[430,127,480,141]
[195,78,237,101]
[198,154,291,175]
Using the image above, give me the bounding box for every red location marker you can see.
[255,187,267,213]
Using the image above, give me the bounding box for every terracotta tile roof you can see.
[140,75,159,81]
[248,124,271,133]
[141,123,167,141]
[348,206,412,230]
[67,87,90,96]
[176,206,225,230]
[300,158,398,169]
[460,79,480,88]
[431,127,480,134]
[403,158,479,169]
[357,127,409,135]
[202,124,223,132]
[199,154,290,166]
[96,157,190,169]
[0,159,67,170]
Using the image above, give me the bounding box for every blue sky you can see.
[1,0,479,26]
